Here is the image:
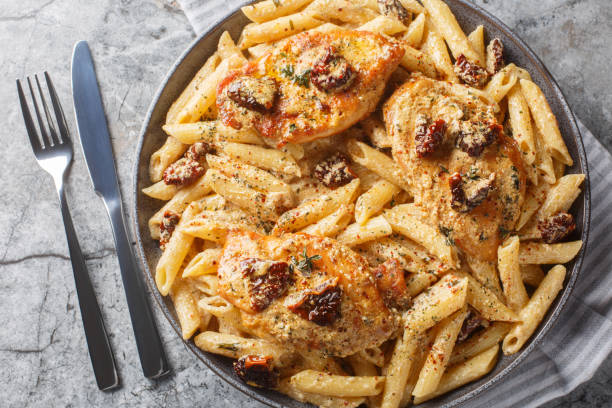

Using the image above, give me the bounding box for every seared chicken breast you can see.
[384,75,526,262]
[217,229,399,357]
[217,30,404,147]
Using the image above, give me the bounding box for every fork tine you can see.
[35,74,61,146]
[27,77,50,149]
[44,72,69,144]
[17,79,43,152]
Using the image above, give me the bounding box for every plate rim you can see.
[131,1,591,406]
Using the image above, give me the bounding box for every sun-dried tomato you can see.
[377,0,411,25]
[288,280,342,326]
[162,157,205,186]
[455,121,500,157]
[227,75,278,113]
[241,258,292,312]
[415,115,447,158]
[538,212,576,244]
[372,258,411,310]
[185,141,213,164]
[454,54,489,88]
[310,47,356,93]
[312,152,356,188]
[233,355,279,389]
[457,308,489,343]
[486,38,504,74]
[449,172,496,213]
[159,211,180,250]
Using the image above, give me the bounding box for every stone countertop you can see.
[0,0,610,407]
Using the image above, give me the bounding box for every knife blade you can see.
[71,40,170,379]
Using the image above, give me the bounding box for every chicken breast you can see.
[217,229,399,357]
[384,75,526,262]
[217,30,404,147]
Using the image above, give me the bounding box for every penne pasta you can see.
[301,204,354,237]
[241,0,315,24]
[503,265,566,354]
[449,322,511,366]
[336,215,393,246]
[421,30,458,82]
[467,25,485,63]
[170,279,201,339]
[142,180,180,201]
[520,79,573,165]
[518,241,583,265]
[497,236,529,311]
[149,136,188,183]
[380,329,420,408]
[403,12,426,48]
[182,248,224,278]
[347,139,411,191]
[162,121,264,145]
[221,142,301,178]
[355,180,400,225]
[290,370,385,397]
[238,11,323,49]
[413,307,467,398]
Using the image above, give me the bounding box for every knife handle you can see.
[105,197,170,379]
[58,185,119,390]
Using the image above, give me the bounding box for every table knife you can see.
[71,40,170,379]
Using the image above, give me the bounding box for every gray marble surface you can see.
[0,0,610,407]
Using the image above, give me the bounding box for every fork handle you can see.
[57,185,119,390]
[104,196,170,379]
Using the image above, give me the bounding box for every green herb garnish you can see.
[291,249,322,276]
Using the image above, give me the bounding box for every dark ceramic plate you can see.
[133,1,590,406]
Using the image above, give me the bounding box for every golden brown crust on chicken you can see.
[217,30,404,147]
[384,75,526,262]
[217,229,399,357]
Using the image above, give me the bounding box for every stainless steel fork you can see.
[17,73,119,391]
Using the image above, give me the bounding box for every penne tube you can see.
[405,272,439,297]
[247,42,274,59]
[413,307,467,398]
[170,279,200,339]
[155,203,200,295]
[403,12,426,48]
[380,329,420,408]
[217,31,247,62]
[507,84,536,166]
[399,0,424,14]
[221,142,301,177]
[520,79,573,165]
[273,179,360,234]
[355,180,401,225]
[359,15,408,36]
[305,0,378,25]
[180,209,262,243]
[347,139,411,192]
[238,11,323,49]
[166,52,221,125]
[384,204,458,267]
[538,174,585,217]
[142,180,180,201]
[466,257,502,298]
[467,25,485,63]
[348,354,379,377]
[162,121,264,145]
[503,265,566,354]
[404,274,468,333]
[336,215,393,247]
[484,64,518,103]
[206,169,289,221]
[241,0,315,23]
[191,274,219,297]
[182,248,224,278]
[358,346,386,368]
[498,236,529,311]
[194,331,287,361]
[421,0,483,65]
[400,45,439,79]
[449,322,511,366]
[176,54,245,124]
[534,123,556,184]
[301,204,354,237]
[149,136,188,183]
[290,370,385,397]
[516,182,549,231]
[421,30,457,82]
[518,241,582,265]
[413,345,499,404]
[206,154,295,197]
[361,115,392,149]
[458,272,519,322]
[278,378,366,408]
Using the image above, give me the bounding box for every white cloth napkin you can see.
[177,1,612,406]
